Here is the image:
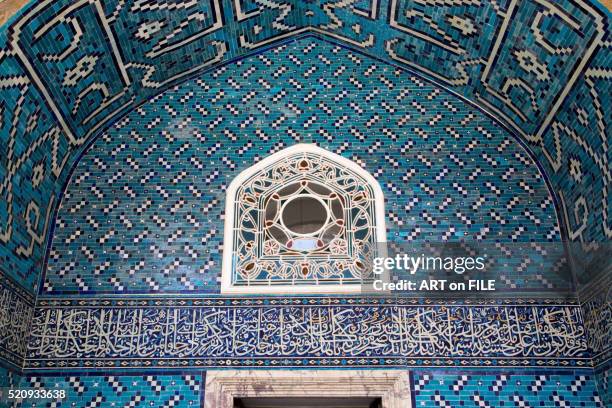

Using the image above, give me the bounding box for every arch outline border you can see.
[221,143,387,294]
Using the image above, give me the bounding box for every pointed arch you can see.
[222,144,386,294]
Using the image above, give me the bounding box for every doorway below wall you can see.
[204,370,411,408]
[234,396,383,408]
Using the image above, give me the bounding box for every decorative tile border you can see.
[582,287,612,368]
[26,298,589,370]
[411,370,605,407]
[35,295,580,308]
[9,369,607,408]
[0,271,35,369]
[13,372,204,408]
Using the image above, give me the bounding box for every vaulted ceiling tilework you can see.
[0,0,609,297]
[43,38,565,294]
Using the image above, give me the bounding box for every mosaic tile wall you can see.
[43,39,563,294]
[0,0,609,296]
[0,0,609,404]
[5,372,202,408]
[594,360,611,407]
[410,370,605,408]
[2,370,606,408]
[0,366,23,408]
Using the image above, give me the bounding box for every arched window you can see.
[222,144,386,294]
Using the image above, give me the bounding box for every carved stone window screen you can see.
[222,144,386,294]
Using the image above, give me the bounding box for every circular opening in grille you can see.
[281,195,328,236]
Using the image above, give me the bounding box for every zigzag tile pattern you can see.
[13,374,202,408]
[0,0,609,295]
[0,365,23,389]
[0,0,609,396]
[411,371,605,408]
[43,39,563,294]
[594,360,611,407]
[0,0,307,293]
[3,371,605,407]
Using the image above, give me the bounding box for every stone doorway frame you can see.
[204,370,411,408]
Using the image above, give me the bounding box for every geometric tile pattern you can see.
[412,371,605,408]
[0,0,609,298]
[594,362,612,398]
[13,374,201,408]
[0,1,608,403]
[0,365,23,388]
[44,39,564,294]
[0,366,23,408]
[0,45,68,293]
[26,297,588,370]
[545,32,612,252]
[3,370,606,407]
[0,0,308,295]
[594,361,611,408]
[310,0,612,248]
